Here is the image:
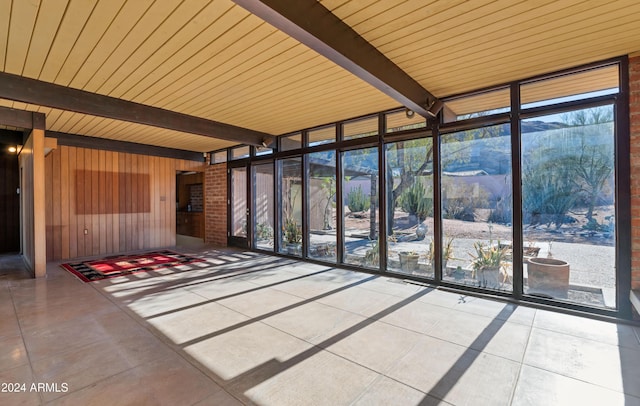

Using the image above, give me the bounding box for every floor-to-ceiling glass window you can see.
[279,157,303,256]
[307,151,337,262]
[385,138,435,277]
[440,124,513,291]
[342,147,379,269]
[230,167,247,239]
[521,106,616,308]
[253,163,274,251]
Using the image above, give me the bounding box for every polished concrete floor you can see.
[1,248,640,405]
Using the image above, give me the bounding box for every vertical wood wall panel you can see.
[45,145,203,261]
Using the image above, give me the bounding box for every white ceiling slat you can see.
[54,0,127,86]
[22,0,69,79]
[5,0,40,75]
[38,0,98,83]
[68,0,155,90]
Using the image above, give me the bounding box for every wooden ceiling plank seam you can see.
[391,0,612,68]
[192,60,353,118]
[442,40,637,96]
[74,116,109,136]
[181,46,327,113]
[377,0,535,62]
[5,0,40,75]
[318,0,351,13]
[37,0,98,83]
[412,7,640,90]
[232,0,440,118]
[425,36,636,97]
[135,17,274,107]
[361,0,477,47]
[53,0,127,86]
[162,33,304,112]
[82,0,186,94]
[0,0,13,71]
[352,1,440,38]
[118,5,256,102]
[68,0,156,90]
[105,0,236,99]
[217,84,390,133]
[394,0,620,69]
[22,0,69,79]
[66,114,103,135]
[94,0,211,95]
[143,19,281,109]
[330,0,388,21]
[47,109,75,132]
[331,0,401,28]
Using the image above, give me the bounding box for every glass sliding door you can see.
[229,166,248,247]
[440,124,513,291]
[279,157,303,256]
[308,151,337,262]
[253,163,274,251]
[521,106,616,308]
[342,147,379,269]
[385,138,435,277]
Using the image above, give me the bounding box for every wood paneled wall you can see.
[45,145,205,261]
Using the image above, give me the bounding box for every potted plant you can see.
[527,257,570,293]
[398,250,420,271]
[470,241,508,288]
[364,238,379,267]
[283,217,302,255]
[425,237,455,272]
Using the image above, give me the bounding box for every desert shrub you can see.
[442,182,487,221]
[399,181,433,221]
[347,185,370,212]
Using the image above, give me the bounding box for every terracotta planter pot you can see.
[527,257,570,291]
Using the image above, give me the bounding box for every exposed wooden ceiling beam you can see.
[0,72,273,147]
[0,105,39,129]
[233,0,443,118]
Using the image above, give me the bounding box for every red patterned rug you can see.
[61,250,205,282]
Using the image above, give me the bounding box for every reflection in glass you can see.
[343,116,378,140]
[279,157,303,256]
[440,124,513,292]
[342,148,379,268]
[253,163,274,251]
[385,138,434,277]
[230,167,247,238]
[308,151,337,262]
[521,106,615,308]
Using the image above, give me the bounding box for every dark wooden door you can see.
[0,149,20,253]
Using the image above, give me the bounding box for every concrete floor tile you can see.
[122,288,211,318]
[317,286,404,317]
[147,301,249,345]
[356,277,426,298]
[31,332,172,402]
[379,300,453,335]
[184,322,313,382]
[0,364,41,405]
[0,335,28,372]
[387,335,520,406]
[429,310,532,362]
[0,312,21,340]
[454,296,537,326]
[524,327,640,397]
[512,365,640,406]
[229,350,379,406]
[192,390,244,406]
[351,376,430,406]
[261,301,366,344]
[217,287,303,318]
[324,321,423,373]
[48,356,220,406]
[533,309,640,350]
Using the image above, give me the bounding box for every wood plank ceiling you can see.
[1,0,639,152]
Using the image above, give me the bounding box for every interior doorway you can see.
[0,136,21,254]
[176,171,205,247]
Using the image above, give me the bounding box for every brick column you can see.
[205,163,227,246]
[630,55,640,319]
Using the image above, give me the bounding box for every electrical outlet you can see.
[84,229,88,235]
